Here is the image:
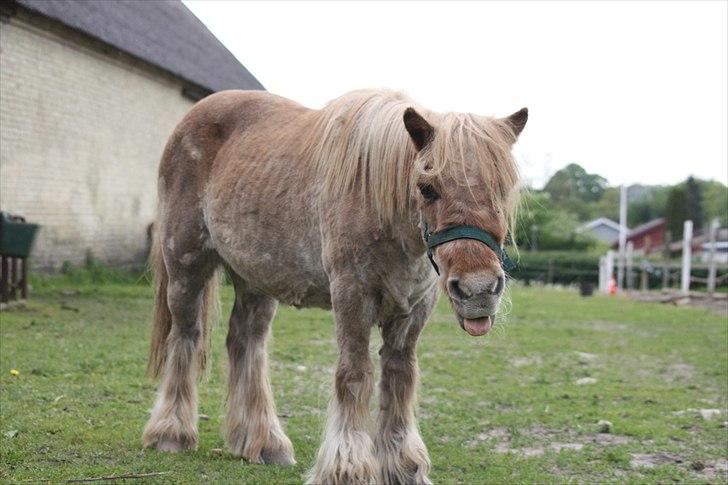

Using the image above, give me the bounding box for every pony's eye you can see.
[418,184,440,202]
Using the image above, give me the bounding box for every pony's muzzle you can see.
[447,273,504,300]
[446,271,504,337]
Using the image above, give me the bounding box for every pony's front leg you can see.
[376,291,437,485]
[307,278,377,484]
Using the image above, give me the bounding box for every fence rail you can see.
[598,218,726,296]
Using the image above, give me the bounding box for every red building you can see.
[623,218,666,253]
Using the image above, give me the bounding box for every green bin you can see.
[0,212,40,258]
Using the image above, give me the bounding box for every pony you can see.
[141,88,527,484]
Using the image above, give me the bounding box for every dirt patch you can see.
[673,408,723,420]
[478,427,509,440]
[522,426,556,440]
[663,362,695,381]
[630,452,684,468]
[493,442,584,456]
[495,443,545,457]
[586,433,632,445]
[473,426,633,456]
[631,454,728,480]
[582,321,629,333]
[550,442,584,452]
[510,356,543,368]
[466,427,508,449]
[630,292,728,317]
[575,351,597,363]
[697,458,728,479]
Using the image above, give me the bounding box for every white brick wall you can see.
[0,13,194,269]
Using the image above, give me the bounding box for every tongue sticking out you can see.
[463,316,493,336]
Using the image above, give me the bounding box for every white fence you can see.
[599,218,726,297]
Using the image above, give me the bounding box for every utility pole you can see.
[626,241,634,291]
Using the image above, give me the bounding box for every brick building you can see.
[0,0,263,269]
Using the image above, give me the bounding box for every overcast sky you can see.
[184,0,727,189]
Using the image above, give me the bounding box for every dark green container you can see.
[0,212,40,258]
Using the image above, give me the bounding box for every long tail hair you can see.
[146,227,219,379]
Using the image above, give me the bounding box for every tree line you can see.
[514,163,727,250]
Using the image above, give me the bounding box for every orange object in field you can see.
[608,277,617,295]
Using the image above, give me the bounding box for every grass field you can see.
[1,278,727,483]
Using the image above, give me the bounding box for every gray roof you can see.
[578,217,627,233]
[14,0,264,94]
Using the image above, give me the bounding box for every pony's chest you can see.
[378,256,438,318]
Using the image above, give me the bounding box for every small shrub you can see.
[32,258,148,289]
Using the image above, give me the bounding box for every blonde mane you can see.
[306,89,521,232]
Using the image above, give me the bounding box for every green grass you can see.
[1,281,727,483]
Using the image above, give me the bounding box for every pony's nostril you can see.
[488,275,505,295]
[447,278,469,300]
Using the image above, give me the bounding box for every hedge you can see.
[507,250,727,290]
[507,250,600,286]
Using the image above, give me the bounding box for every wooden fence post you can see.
[640,268,648,291]
[20,258,29,299]
[10,257,19,300]
[604,250,615,294]
[547,258,554,285]
[626,242,634,291]
[662,230,672,290]
[0,256,8,303]
[681,220,693,295]
[707,218,719,297]
[617,185,627,291]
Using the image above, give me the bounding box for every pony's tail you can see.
[145,227,220,380]
[146,230,172,379]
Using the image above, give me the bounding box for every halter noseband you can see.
[421,217,516,275]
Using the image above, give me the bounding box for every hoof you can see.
[261,447,296,466]
[156,439,186,453]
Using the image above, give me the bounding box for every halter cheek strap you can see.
[421,217,516,275]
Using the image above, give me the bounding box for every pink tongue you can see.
[463,316,492,336]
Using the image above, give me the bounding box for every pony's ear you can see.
[505,107,528,138]
[403,107,434,151]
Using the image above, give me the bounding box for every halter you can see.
[421,216,516,275]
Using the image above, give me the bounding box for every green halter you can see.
[421,218,516,275]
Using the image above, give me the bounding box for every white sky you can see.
[184,0,727,188]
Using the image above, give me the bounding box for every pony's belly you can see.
[250,268,332,310]
[208,226,332,309]
[274,284,332,310]
[228,254,331,309]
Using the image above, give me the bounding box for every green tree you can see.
[628,200,656,227]
[584,186,620,222]
[685,176,703,231]
[515,191,597,250]
[543,163,608,203]
[696,179,727,227]
[665,186,690,238]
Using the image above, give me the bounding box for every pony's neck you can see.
[385,195,430,261]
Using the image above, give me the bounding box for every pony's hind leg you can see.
[142,242,218,452]
[225,275,294,465]
[376,290,437,485]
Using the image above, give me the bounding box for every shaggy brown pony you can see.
[142,89,527,484]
